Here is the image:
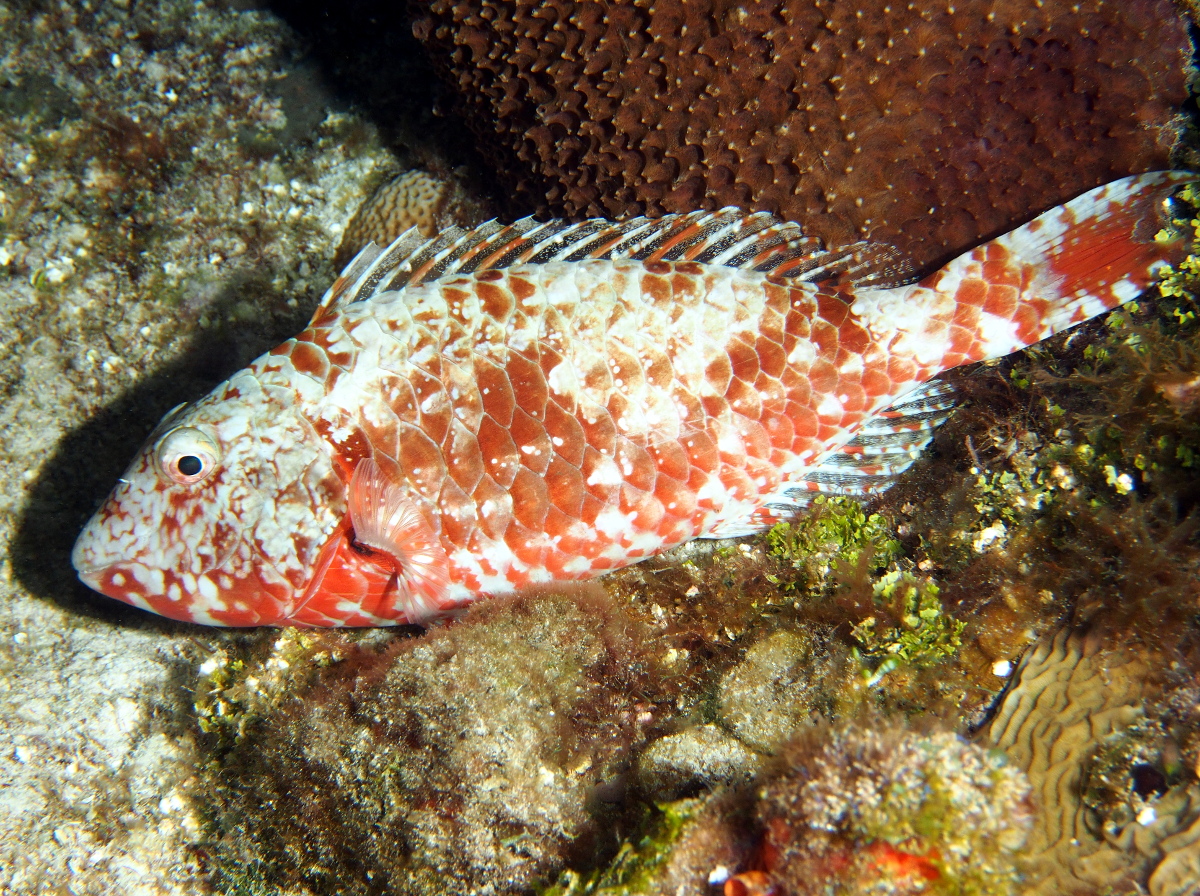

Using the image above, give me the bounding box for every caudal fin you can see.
[918,171,1198,364]
[1007,171,1196,329]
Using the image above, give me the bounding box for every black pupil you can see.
[177,455,203,477]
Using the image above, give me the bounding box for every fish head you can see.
[72,370,343,626]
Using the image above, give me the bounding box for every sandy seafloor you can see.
[2,2,1200,895]
[0,2,396,889]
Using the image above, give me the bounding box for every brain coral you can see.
[983,628,1200,895]
[334,167,494,266]
[413,0,1191,269]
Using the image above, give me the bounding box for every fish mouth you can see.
[71,514,123,599]
[71,549,135,608]
[75,566,107,594]
[71,548,122,603]
[70,512,292,626]
[71,531,103,583]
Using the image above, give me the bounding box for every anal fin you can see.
[786,378,957,501]
[708,379,957,537]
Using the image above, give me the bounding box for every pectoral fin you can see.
[348,457,451,625]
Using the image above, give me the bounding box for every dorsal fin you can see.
[309,240,386,324]
[316,209,917,321]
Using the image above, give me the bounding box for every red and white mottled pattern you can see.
[73,172,1194,626]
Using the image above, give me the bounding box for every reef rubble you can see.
[0,1,397,890]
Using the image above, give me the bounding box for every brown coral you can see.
[413,0,1190,269]
[1150,812,1200,896]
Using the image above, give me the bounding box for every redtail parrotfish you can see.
[72,172,1195,626]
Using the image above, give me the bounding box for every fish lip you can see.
[70,543,108,592]
[70,526,110,589]
[76,566,107,593]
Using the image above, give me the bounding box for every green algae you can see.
[764,495,900,593]
[760,493,965,685]
[851,572,964,674]
[541,800,704,896]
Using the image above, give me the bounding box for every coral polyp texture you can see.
[340,169,450,248]
[334,167,494,267]
[412,0,1190,268]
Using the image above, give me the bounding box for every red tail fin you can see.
[920,171,1197,363]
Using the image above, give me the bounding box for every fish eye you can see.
[156,426,221,485]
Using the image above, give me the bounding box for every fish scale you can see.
[72,171,1196,626]
[276,264,832,590]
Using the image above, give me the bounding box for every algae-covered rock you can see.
[202,590,664,895]
[716,629,851,753]
[637,724,759,799]
[545,795,753,896]
[581,718,1035,896]
[743,722,1033,896]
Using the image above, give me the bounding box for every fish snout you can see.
[72,509,300,627]
[71,512,146,611]
[71,513,115,585]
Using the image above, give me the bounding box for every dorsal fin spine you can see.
[324,208,916,314]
